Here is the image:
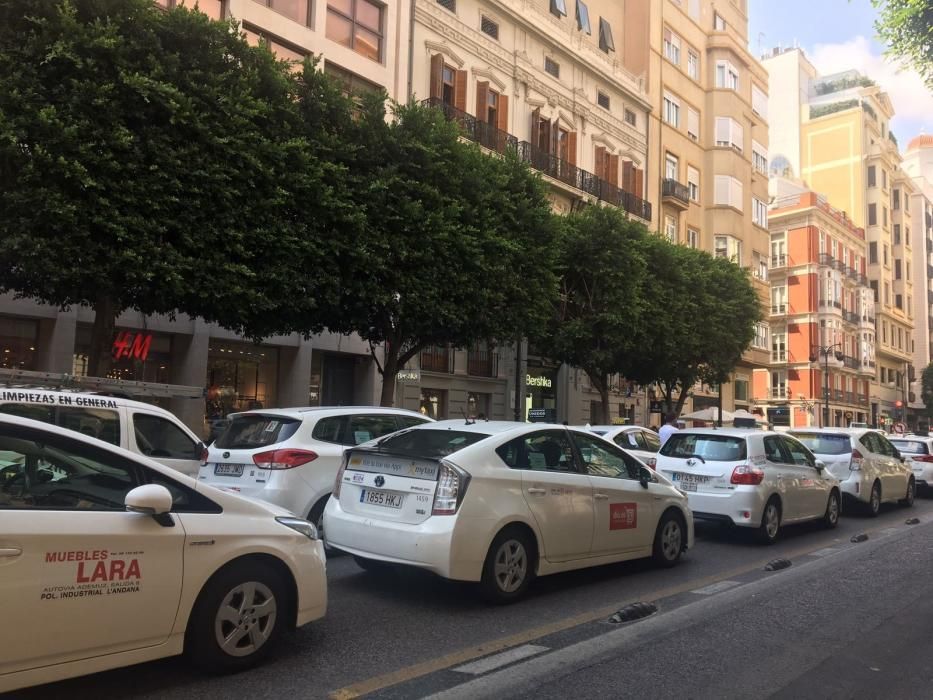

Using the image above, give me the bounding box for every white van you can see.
[0,388,204,477]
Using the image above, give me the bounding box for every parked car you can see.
[789,428,915,515]
[585,425,661,467]
[199,407,431,534]
[655,428,841,543]
[888,435,933,495]
[324,420,693,603]
[0,388,204,477]
[0,413,326,693]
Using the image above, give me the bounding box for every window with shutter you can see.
[608,154,619,186]
[687,107,699,140]
[752,84,768,119]
[544,57,560,78]
[454,69,467,112]
[633,167,643,198]
[687,166,700,201]
[597,91,610,109]
[595,146,608,180]
[436,0,456,12]
[550,0,567,18]
[622,160,634,192]
[476,81,489,122]
[497,93,509,132]
[429,53,445,101]
[598,17,614,52]
[576,0,591,34]
[480,15,499,40]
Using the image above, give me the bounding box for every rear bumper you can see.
[685,489,767,529]
[323,499,488,581]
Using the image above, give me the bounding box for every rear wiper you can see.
[681,453,706,463]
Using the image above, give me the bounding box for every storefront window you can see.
[206,341,278,420]
[525,368,557,422]
[420,388,447,420]
[0,316,39,371]
[467,392,490,420]
[73,325,172,383]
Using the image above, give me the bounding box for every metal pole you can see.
[823,352,830,428]
[513,336,522,422]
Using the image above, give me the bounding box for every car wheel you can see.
[185,560,289,673]
[757,498,781,544]
[480,528,535,604]
[823,490,840,529]
[899,478,916,507]
[866,480,881,517]
[652,511,685,567]
[353,555,395,574]
[308,496,336,555]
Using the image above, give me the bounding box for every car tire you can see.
[823,490,840,529]
[353,555,395,574]
[480,527,536,604]
[185,559,289,673]
[866,480,882,517]
[652,511,685,568]
[899,478,916,507]
[757,498,781,544]
[308,496,337,555]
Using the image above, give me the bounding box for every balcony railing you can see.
[819,253,835,267]
[423,98,651,221]
[467,349,498,378]
[844,311,860,325]
[771,253,787,268]
[771,303,787,314]
[771,387,788,399]
[843,355,860,370]
[859,395,869,405]
[420,346,453,373]
[834,389,845,401]
[661,178,690,207]
[846,266,860,280]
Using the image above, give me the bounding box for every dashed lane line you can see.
[690,579,743,595]
[452,645,550,675]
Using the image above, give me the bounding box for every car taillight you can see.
[912,455,933,463]
[850,449,864,471]
[647,457,657,470]
[730,464,764,485]
[252,449,318,470]
[432,460,471,515]
[333,454,349,498]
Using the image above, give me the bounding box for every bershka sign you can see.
[112,331,153,361]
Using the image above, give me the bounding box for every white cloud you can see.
[809,35,931,139]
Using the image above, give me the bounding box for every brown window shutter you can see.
[454,70,468,112]
[594,146,606,179]
[634,167,644,198]
[497,93,509,132]
[550,119,558,155]
[531,107,541,145]
[567,131,578,166]
[476,81,489,122]
[622,160,634,192]
[430,54,444,100]
[608,154,619,186]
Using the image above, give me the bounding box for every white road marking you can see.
[453,645,549,675]
[691,580,742,595]
[810,547,841,557]
[881,528,900,536]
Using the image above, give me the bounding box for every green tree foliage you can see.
[921,363,933,418]
[329,99,559,406]
[627,237,762,416]
[531,207,647,424]
[0,0,340,375]
[873,0,933,88]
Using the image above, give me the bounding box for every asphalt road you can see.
[11,497,933,700]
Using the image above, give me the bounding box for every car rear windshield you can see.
[660,434,747,461]
[376,429,490,458]
[890,440,929,455]
[788,433,851,455]
[214,415,301,449]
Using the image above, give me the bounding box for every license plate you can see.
[214,463,245,477]
[672,472,709,485]
[360,489,403,509]
[679,481,697,492]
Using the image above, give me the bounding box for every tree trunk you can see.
[379,348,399,407]
[87,295,117,378]
[599,382,610,425]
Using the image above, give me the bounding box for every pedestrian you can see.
[658,412,679,445]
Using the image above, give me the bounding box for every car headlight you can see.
[276,516,319,541]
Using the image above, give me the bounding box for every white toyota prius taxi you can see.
[0,414,327,693]
[324,420,693,602]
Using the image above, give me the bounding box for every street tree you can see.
[921,363,933,419]
[872,0,933,88]
[333,99,559,406]
[532,206,647,424]
[627,237,761,416]
[0,0,329,376]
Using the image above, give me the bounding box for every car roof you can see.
[789,428,873,436]
[407,419,531,435]
[669,427,768,438]
[585,425,648,432]
[228,406,432,420]
[0,387,173,414]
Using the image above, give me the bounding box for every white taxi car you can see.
[0,414,327,693]
[324,421,693,603]
[585,425,662,467]
[655,429,841,543]
[888,435,933,495]
[789,428,915,515]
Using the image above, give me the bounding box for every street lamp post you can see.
[810,343,844,428]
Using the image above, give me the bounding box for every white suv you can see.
[889,435,933,495]
[656,429,841,543]
[789,428,915,516]
[585,425,662,467]
[198,407,431,531]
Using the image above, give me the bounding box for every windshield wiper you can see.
[680,453,706,464]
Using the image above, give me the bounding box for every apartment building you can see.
[646,0,771,417]
[753,190,875,428]
[764,48,917,428]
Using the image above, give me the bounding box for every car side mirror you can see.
[815,459,826,472]
[125,484,174,526]
[639,467,652,489]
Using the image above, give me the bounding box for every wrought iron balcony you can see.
[423,98,651,221]
[843,355,860,370]
[661,178,690,209]
[834,389,845,401]
[467,349,498,377]
[819,253,835,267]
[420,346,453,373]
[843,311,860,325]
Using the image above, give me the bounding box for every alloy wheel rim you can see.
[872,485,880,512]
[829,495,839,524]
[493,540,528,593]
[765,505,779,538]
[661,520,682,560]
[214,581,277,657]
[907,481,915,504]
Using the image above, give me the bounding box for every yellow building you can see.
[764,49,916,427]
[646,0,771,416]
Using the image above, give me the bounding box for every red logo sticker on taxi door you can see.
[610,503,638,530]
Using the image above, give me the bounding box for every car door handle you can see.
[0,547,22,558]
[527,488,547,495]
[594,493,609,500]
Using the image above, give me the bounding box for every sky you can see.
[747,0,932,147]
